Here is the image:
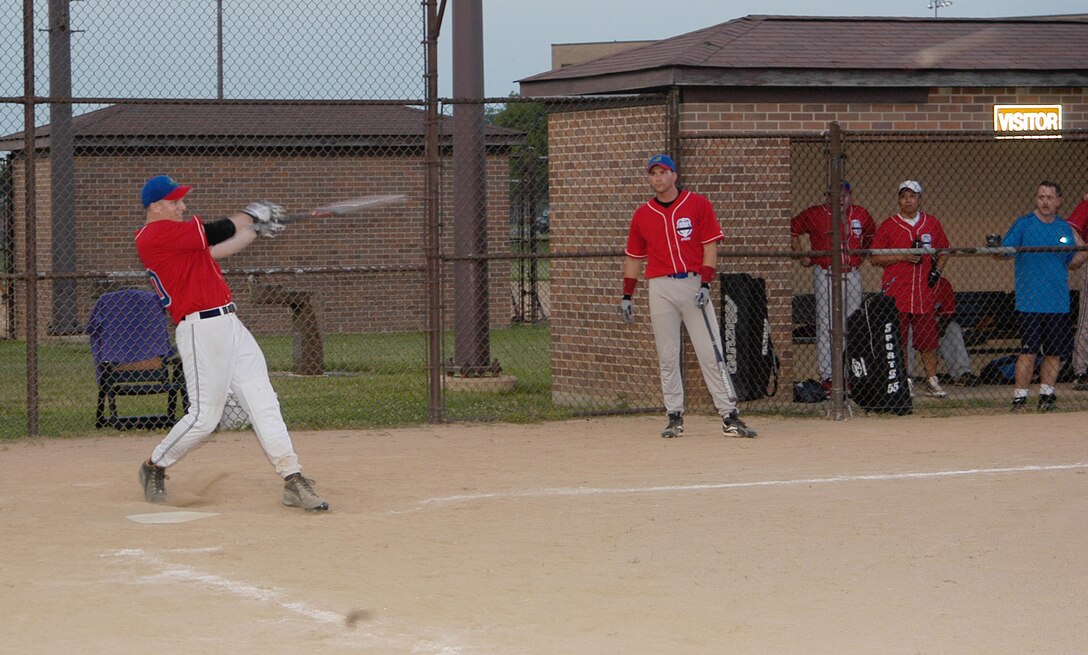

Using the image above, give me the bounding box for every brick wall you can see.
[9,150,511,339]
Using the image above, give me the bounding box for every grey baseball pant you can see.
[648,275,737,417]
[813,266,864,381]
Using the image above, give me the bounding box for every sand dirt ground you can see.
[1,412,1085,654]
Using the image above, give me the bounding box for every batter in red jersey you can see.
[620,154,756,438]
[134,175,328,510]
[869,180,951,398]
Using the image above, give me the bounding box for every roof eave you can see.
[522,67,1088,96]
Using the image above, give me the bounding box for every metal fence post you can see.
[828,121,847,420]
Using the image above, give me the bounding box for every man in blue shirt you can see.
[999,181,1088,411]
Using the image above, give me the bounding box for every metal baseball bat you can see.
[281,194,407,225]
[698,302,738,403]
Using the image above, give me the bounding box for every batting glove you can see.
[694,283,711,307]
[619,297,634,324]
[242,201,287,238]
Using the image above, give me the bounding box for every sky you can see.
[470,0,1088,97]
[1,0,1085,140]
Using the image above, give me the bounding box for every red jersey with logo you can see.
[790,204,876,269]
[1065,199,1088,239]
[134,217,232,324]
[871,212,950,314]
[625,190,724,278]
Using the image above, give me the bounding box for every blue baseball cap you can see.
[647,154,676,172]
[841,181,852,191]
[141,175,192,208]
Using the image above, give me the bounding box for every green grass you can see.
[0,323,561,439]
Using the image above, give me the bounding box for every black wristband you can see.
[700,282,710,289]
[622,294,632,300]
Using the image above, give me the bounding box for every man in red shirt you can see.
[620,154,757,438]
[1064,192,1088,390]
[869,180,951,398]
[790,181,876,395]
[134,175,328,511]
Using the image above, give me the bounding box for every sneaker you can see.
[1038,393,1056,412]
[924,376,947,398]
[283,473,329,511]
[722,410,757,438]
[1010,396,1028,413]
[1073,374,1088,391]
[660,411,684,438]
[951,372,982,387]
[820,378,832,400]
[139,460,167,503]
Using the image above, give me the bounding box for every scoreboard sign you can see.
[993,105,1062,138]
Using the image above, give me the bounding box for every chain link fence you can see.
[4,3,1088,437]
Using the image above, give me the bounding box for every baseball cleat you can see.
[722,410,757,438]
[660,412,684,438]
[924,376,947,398]
[1038,393,1056,412]
[283,473,329,511]
[1010,396,1028,413]
[139,460,168,503]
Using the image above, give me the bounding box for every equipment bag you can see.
[846,293,912,415]
[979,353,1074,385]
[719,273,779,401]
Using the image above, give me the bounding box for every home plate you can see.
[127,511,219,524]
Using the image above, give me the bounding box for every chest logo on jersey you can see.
[850,219,862,237]
[675,217,693,240]
[918,233,933,248]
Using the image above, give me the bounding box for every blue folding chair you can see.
[88,289,187,430]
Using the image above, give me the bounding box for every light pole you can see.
[928,1,953,17]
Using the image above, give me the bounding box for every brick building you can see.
[2,102,521,338]
[519,14,1088,410]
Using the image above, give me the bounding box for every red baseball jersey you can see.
[134,217,232,324]
[1065,199,1088,239]
[625,190,724,278]
[871,212,950,314]
[933,277,955,316]
[790,204,876,269]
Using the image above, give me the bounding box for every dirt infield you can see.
[1,412,1085,654]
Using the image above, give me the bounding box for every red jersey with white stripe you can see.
[625,190,724,278]
[790,203,876,269]
[871,212,950,314]
[134,217,232,324]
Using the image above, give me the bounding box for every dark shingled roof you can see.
[519,14,1088,95]
[1,102,523,151]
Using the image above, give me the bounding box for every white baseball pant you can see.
[151,309,302,477]
[648,276,737,417]
[812,265,864,381]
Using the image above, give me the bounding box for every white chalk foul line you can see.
[411,463,1088,509]
[103,548,466,655]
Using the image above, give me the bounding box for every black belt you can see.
[666,272,697,279]
[198,302,236,319]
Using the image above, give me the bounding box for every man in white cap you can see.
[869,180,951,398]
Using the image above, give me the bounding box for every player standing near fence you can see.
[790,181,876,397]
[133,175,328,510]
[996,181,1088,412]
[869,180,951,399]
[1062,192,1088,390]
[619,154,757,439]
